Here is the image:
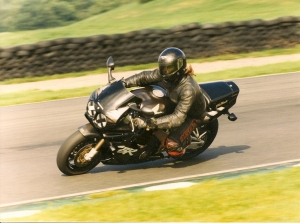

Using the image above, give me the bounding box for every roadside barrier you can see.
[0,16,299,81]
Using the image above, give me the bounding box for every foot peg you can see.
[149,153,164,160]
[139,150,151,160]
[227,112,237,121]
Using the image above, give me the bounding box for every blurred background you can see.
[0,0,299,81]
[0,0,299,47]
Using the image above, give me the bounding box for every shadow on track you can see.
[89,144,250,174]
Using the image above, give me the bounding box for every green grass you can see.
[8,167,300,222]
[0,0,299,47]
[0,87,98,106]
[193,60,300,82]
[1,60,299,107]
[1,45,300,85]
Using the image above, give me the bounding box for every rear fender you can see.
[78,123,101,138]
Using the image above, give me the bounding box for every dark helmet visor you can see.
[159,63,178,77]
[159,58,184,77]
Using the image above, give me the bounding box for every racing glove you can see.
[146,117,157,130]
[133,117,147,129]
[133,117,157,130]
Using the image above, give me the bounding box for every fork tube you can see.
[94,139,105,151]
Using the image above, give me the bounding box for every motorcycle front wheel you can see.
[175,119,219,160]
[56,130,103,176]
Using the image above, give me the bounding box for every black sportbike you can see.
[57,57,239,175]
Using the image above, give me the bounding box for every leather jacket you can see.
[124,69,206,129]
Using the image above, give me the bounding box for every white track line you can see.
[0,210,41,219]
[200,70,300,83]
[1,159,299,208]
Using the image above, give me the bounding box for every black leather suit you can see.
[125,69,207,128]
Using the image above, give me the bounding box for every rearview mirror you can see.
[106,56,116,84]
[106,56,115,70]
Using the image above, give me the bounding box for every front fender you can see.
[78,123,101,138]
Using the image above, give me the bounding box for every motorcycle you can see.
[57,56,239,175]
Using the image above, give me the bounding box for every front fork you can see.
[77,123,106,161]
[84,138,105,161]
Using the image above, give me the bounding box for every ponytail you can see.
[184,64,195,76]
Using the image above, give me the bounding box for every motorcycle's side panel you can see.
[225,81,239,95]
[105,106,130,123]
[200,81,239,110]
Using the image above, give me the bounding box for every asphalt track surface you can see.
[0,72,299,206]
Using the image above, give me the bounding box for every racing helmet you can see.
[158,47,187,83]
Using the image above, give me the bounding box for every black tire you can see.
[175,119,219,160]
[56,131,102,176]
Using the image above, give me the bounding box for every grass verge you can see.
[193,60,300,83]
[0,87,98,106]
[1,60,299,107]
[8,167,300,222]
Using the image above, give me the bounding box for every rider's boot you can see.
[139,135,161,160]
[165,136,191,158]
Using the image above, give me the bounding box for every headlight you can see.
[87,100,96,116]
[86,100,107,129]
[94,113,107,128]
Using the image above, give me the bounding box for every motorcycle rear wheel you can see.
[56,130,103,175]
[175,119,219,160]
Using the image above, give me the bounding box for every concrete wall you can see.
[0,16,299,80]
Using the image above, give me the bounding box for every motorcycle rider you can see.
[123,47,207,160]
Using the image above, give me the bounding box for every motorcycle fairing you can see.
[90,80,137,113]
[87,80,141,126]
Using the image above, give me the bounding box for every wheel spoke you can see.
[67,140,99,171]
[186,127,207,151]
[191,136,199,141]
[193,128,200,138]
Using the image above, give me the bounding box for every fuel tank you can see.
[131,85,175,117]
